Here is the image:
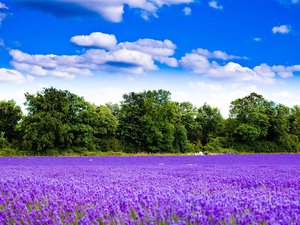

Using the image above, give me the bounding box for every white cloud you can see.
[13,50,97,79]
[118,38,178,67]
[208,1,223,10]
[180,48,300,84]
[180,53,211,74]
[9,32,178,79]
[18,0,194,22]
[272,65,300,78]
[272,25,291,34]
[140,11,153,21]
[107,48,157,71]
[183,7,191,16]
[0,2,8,9]
[192,48,242,60]
[0,68,32,83]
[211,62,275,83]
[10,48,155,78]
[7,31,300,85]
[71,32,117,50]
[10,49,92,79]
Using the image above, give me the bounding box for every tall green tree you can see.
[118,90,176,153]
[229,93,270,143]
[284,105,300,151]
[176,102,201,145]
[290,106,300,137]
[196,103,224,145]
[21,87,118,154]
[0,100,22,142]
[21,88,90,153]
[93,105,118,139]
[267,104,291,142]
[173,124,189,153]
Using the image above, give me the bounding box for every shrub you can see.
[279,134,300,153]
[0,148,19,156]
[227,141,282,153]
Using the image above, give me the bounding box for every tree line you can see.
[1,87,300,155]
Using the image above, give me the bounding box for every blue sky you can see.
[0,0,299,116]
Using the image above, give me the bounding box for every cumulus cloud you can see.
[272,25,291,34]
[183,7,191,16]
[0,68,33,83]
[272,65,300,78]
[193,48,242,60]
[117,39,178,67]
[208,1,223,10]
[6,32,299,84]
[9,32,178,79]
[180,48,300,84]
[12,0,193,22]
[71,32,117,50]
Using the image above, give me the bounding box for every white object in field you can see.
[194,151,204,156]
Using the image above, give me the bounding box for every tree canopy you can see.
[0,100,22,141]
[0,88,300,155]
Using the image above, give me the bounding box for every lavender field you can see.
[0,155,300,225]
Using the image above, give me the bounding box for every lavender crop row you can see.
[0,155,300,225]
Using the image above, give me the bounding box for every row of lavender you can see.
[0,155,299,224]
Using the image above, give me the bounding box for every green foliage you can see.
[0,147,19,156]
[278,134,300,152]
[197,103,224,145]
[118,90,176,153]
[267,104,291,142]
[0,132,9,149]
[226,140,282,153]
[290,106,300,137]
[1,89,300,155]
[229,93,270,142]
[176,102,202,144]
[96,138,125,152]
[20,87,118,154]
[194,140,202,153]
[203,137,223,153]
[0,100,22,141]
[173,124,188,153]
[234,124,260,143]
[93,105,118,139]
[203,137,237,154]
